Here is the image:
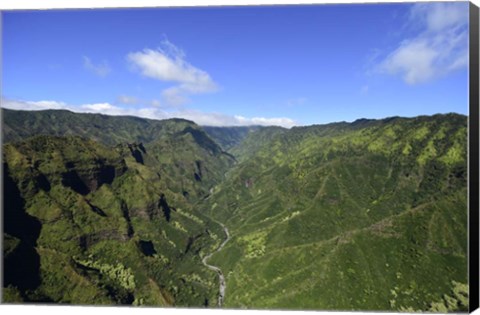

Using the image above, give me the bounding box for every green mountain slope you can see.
[2,109,469,311]
[3,120,234,305]
[202,114,468,311]
[228,126,287,162]
[202,126,263,152]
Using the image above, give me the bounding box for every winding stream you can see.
[202,223,230,307]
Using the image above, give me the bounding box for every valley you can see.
[2,108,469,312]
[201,222,230,307]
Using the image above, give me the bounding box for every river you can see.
[201,223,230,307]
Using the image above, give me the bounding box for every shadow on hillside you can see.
[3,163,42,298]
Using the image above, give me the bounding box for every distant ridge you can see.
[2,108,197,146]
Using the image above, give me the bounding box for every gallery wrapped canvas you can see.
[1,0,479,313]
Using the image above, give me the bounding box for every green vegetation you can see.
[203,113,468,311]
[2,108,198,146]
[2,110,468,311]
[74,257,136,290]
[3,114,233,306]
[400,281,469,312]
[202,126,263,152]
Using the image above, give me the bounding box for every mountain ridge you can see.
[2,108,469,311]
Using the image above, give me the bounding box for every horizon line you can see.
[1,106,467,129]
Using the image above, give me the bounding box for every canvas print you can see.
[1,1,475,312]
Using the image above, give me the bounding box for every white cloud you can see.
[81,103,118,111]
[233,115,296,128]
[127,40,218,106]
[381,39,438,85]
[83,56,111,77]
[167,110,297,127]
[377,2,468,85]
[80,103,167,120]
[410,2,469,33]
[2,97,296,128]
[168,110,237,126]
[1,98,68,111]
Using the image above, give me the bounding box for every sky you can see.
[1,1,470,127]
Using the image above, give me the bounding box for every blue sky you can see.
[2,2,470,127]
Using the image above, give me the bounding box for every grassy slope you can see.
[203,114,468,311]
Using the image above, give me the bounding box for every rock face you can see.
[126,143,145,165]
[158,194,175,222]
[62,166,116,195]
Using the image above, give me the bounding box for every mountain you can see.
[2,108,198,146]
[2,109,469,311]
[202,126,263,152]
[228,126,287,162]
[202,113,468,311]
[2,113,235,306]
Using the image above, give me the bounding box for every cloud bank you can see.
[378,2,468,85]
[2,98,297,128]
